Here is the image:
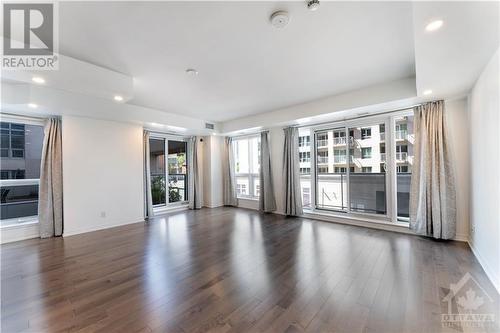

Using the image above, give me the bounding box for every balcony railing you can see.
[334,155,347,163]
[380,132,385,141]
[316,173,387,215]
[317,156,328,163]
[0,179,39,221]
[396,152,408,161]
[317,139,328,147]
[395,130,408,140]
[333,136,354,146]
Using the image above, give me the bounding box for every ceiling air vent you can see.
[205,123,215,130]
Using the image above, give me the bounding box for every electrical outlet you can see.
[100,211,106,218]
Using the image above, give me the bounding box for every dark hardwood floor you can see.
[1,207,498,333]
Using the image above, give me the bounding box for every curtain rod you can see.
[287,103,424,129]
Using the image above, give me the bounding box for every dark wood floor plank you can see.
[1,207,498,333]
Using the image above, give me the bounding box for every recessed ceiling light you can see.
[114,95,124,102]
[425,20,443,32]
[423,89,433,95]
[28,103,38,108]
[186,69,198,76]
[32,76,45,84]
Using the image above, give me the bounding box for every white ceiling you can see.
[413,1,499,98]
[59,1,416,122]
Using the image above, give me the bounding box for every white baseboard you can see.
[468,240,500,294]
[63,218,145,237]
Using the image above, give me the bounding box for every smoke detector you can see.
[307,0,320,11]
[270,11,290,28]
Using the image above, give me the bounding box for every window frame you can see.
[148,133,190,210]
[232,135,260,199]
[0,114,45,226]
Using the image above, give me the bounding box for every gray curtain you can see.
[222,137,238,206]
[259,131,276,212]
[410,100,456,239]
[38,118,63,238]
[283,127,303,216]
[143,131,154,219]
[188,136,203,209]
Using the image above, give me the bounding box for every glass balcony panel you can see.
[397,173,411,218]
[168,174,186,203]
[316,173,347,211]
[349,173,386,215]
[0,181,39,220]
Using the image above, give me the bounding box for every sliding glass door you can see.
[149,136,189,208]
[302,109,413,223]
[168,141,187,203]
[348,122,387,215]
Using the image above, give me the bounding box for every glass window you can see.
[233,136,260,198]
[395,115,414,219]
[361,128,371,139]
[348,123,386,215]
[316,128,347,211]
[168,140,187,203]
[1,121,44,223]
[149,138,166,206]
[361,147,372,159]
[298,128,312,208]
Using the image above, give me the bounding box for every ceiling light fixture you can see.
[307,0,320,11]
[270,11,290,28]
[425,19,443,32]
[32,76,45,84]
[186,68,198,76]
[423,89,433,95]
[114,95,124,102]
[28,103,38,108]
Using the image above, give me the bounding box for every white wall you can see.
[62,116,144,236]
[202,135,223,208]
[468,48,500,292]
[445,98,470,241]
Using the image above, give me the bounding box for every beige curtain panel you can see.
[143,131,154,219]
[410,100,456,239]
[259,131,276,212]
[283,127,303,216]
[38,118,63,238]
[188,136,203,209]
[222,137,238,206]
